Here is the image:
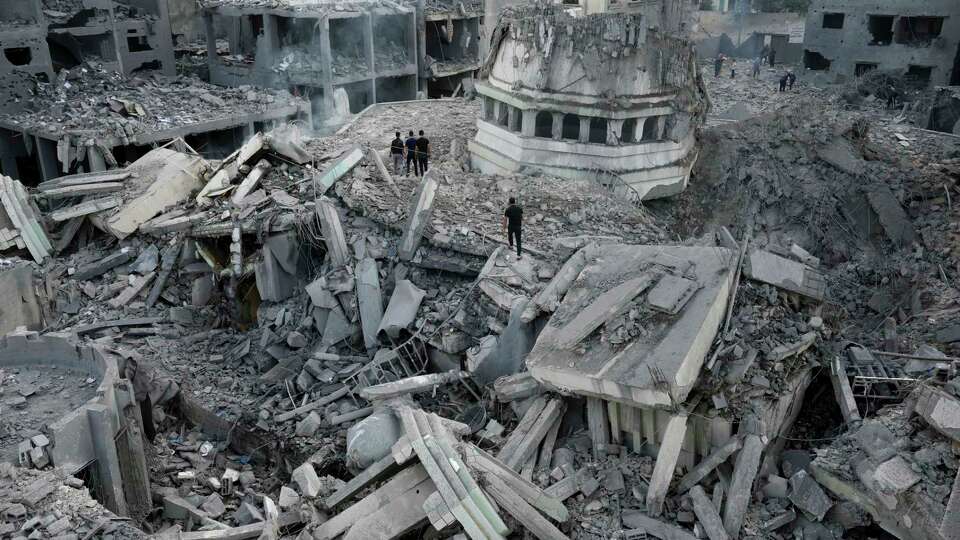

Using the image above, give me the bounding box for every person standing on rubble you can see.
[787,70,796,90]
[752,56,762,78]
[404,130,419,177]
[390,131,405,176]
[768,47,776,67]
[503,197,523,259]
[778,72,788,92]
[416,130,430,174]
[714,53,724,77]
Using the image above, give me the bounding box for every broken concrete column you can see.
[316,145,364,194]
[231,159,272,205]
[722,434,765,538]
[378,279,425,339]
[646,412,688,516]
[586,397,609,458]
[355,258,383,351]
[689,485,730,540]
[317,199,350,267]
[398,172,438,261]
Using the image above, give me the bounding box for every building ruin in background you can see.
[0,0,176,83]
[199,0,482,132]
[803,0,960,86]
[469,1,709,201]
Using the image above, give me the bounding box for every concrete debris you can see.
[0,3,957,537]
[398,171,439,262]
[378,279,425,338]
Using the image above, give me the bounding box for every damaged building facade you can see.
[0,0,176,83]
[469,2,708,201]
[803,0,960,85]
[199,0,483,131]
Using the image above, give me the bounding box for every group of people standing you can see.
[390,130,431,177]
[713,49,797,92]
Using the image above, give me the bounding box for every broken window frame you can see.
[867,15,895,46]
[893,16,945,47]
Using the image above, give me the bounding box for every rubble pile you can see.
[1,5,960,540]
[0,463,146,539]
[0,66,300,143]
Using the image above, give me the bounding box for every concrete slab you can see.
[744,249,825,301]
[0,264,41,335]
[526,244,735,408]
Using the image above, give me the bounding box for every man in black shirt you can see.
[416,130,430,174]
[390,131,405,176]
[502,197,523,259]
[405,130,419,177]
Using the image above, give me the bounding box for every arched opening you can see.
[589,117,607,144]
[535,111,553,138]
[622,118,637,143]
[561,114,579,140]
[641,116,660,141]
[496,102,509,127]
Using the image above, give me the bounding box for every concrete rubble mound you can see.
[0,0,959,539]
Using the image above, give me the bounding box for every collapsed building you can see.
[0,0,176,83]
[469,3,709,201]
[198,0,483,131]
[1,1,960,540]
[803,0,960,85]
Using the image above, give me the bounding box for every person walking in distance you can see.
[390,131,404,176]
[416,130,430,174]
[503,197,523,259]
[404,130,419,177]
[713,53,724,77]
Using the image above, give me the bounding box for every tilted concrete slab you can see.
[526,244,735,408]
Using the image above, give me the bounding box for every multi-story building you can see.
[198,0,483,131]
[803,0,960,86]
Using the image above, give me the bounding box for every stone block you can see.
[762,474,788,499]
[292,463,321,498]
[788,470,832,521]
[873,456,920,494]
[295,412,323,437]
[279,486,300,509]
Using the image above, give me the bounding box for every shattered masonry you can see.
[199,0,484,131]
[1,0,960,540]
[469,2,709,200]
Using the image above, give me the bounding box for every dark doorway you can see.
[534,111,553,138]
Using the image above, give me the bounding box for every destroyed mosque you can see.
[0,0,959,539]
